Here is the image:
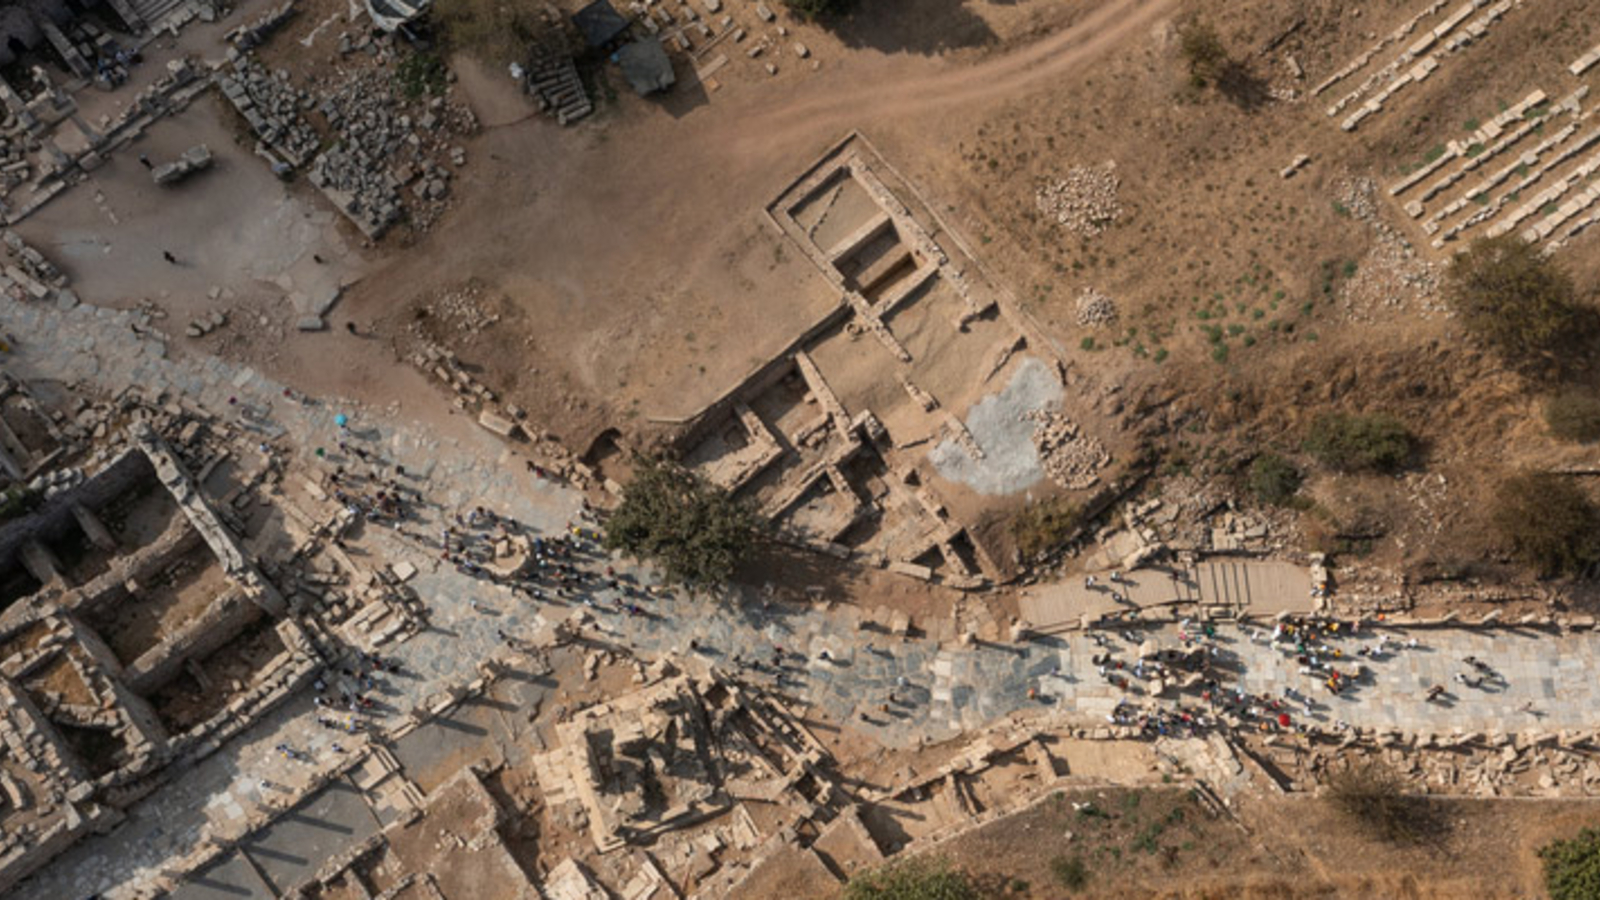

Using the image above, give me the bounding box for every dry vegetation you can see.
[927,0,1600,587]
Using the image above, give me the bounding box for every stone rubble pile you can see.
[1074,287,1118,327]
[1035,162,1122,237]
[307,68,410,238]
[2,229,65,289]
[422,283,499,337]
[218,50,479,239]
[308,66,478,237]
[1022,408,1109,490]
[217,56,321,167]
[1336,178,1442,321]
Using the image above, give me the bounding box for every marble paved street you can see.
[7,295,1600,900]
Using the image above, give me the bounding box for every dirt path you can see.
[721,0,1179,147]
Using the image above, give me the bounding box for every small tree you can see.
[1246,452,1302,506]
[1541,826,1600,900]
[1326,762,1436,844]
[1545,389,1600,443]
[1178,17,1228,83]
[844,858,978,900]
[1303,412,1415,473]
[602,457,762,587]
[1445,234,1584,364]
[1491,471,1600,578]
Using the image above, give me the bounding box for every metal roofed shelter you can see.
[573,0,629,49]
[615,39,675,95]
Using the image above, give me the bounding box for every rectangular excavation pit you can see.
[836,227,917,300]
[789,170,883,253]
[0,394,61,464]
[0,562,42,611]
[81,538,232,669]
[144,616,286,735]
[45,524,112,587]
[100,476,184,547]
[777,477,862,544]
[52,721,127,780]
[747,370,819,444]
[24,653,97,708]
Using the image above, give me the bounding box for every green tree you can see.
[1178,17,1228,83]
[1444,234,1586,363]
[1541,826,1600,900]
[1246,452,1302,506]
[844,858,978,900]
[1491,471,1600,578]
[1303,412,1415,473]
[602,457,762,586]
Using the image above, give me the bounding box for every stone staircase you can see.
[126,0,188,30]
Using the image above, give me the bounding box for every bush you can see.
[432,0,561,65]
[1541,826,1600,900]
[1177,17,1228,83]
[1050,855,1089,892]
[602,457,763,587]
[1011,496,1082,559]
[1444,234,1586,363]
[1326,763,1437,844]
[396,52,448,99]
[1545,390,1600,443]
[1246,452,1302,506]
[1491,472,1600,578]
[844,858,978,900]
[1303,412,1415,473]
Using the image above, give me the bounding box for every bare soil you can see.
[874,786,1600,900]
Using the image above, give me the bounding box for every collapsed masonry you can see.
[217,47,478,239]
[405,340,602,491]
[678,134,1108,588]
[0,417,318,895]
[532,669,843,855]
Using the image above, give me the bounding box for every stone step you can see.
[128,0,186,28]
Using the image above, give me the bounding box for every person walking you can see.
[138,153,153,169]
[162,250,177,264]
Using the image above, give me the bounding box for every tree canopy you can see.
[602,457,762,587]
[1177,17,1228,83]
[1541,826,1600,900]
[1491,471,1600,578]
[1444,234,1586,363]
[1303,412,1416,473]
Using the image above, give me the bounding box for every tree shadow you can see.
[819,0,996,56]
[1215,59,1270,112]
